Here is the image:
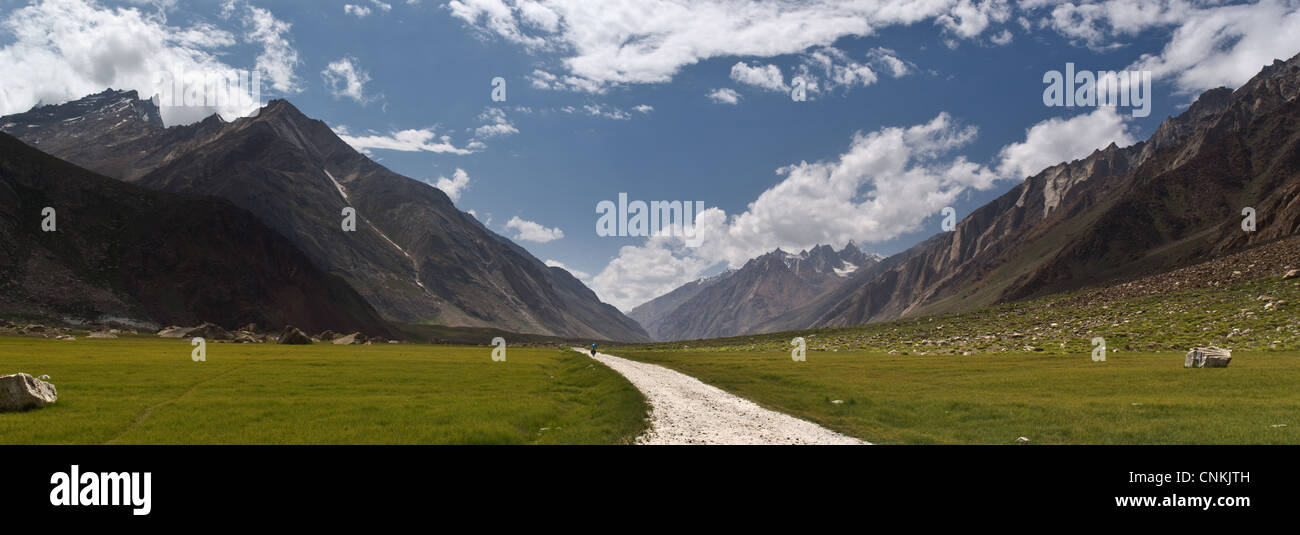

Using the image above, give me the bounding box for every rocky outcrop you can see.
[0,373,58,412]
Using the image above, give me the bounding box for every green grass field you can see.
[0,336,646,444]
[616,349,1300,444]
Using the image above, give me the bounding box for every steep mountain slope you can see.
[0,132,391,335]
[783,54,1300,331]
[630,243,881,341]
[2,93,648,341]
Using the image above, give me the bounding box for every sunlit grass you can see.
[616,349,1300,444]
[0,337,646,445]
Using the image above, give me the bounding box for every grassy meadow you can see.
[0,336,646,444]
[615,349,1300,444]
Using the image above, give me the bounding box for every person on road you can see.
[590,343,597,357]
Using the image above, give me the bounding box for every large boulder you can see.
[277,326,312,345]
[333,332,367,345]
[157,326,188,338]
[0,373,58,412]
[185,322,233,341]
[1185,347,1232,368]
[86,331,118,339]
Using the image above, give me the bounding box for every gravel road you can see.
[577,349,867,445]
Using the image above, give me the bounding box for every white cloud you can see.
[794,46,881,97]
[937,0,1012,40]
[1027,1,1300,94]
[544,259,590,280]
[446,0,961,92]
[334,126,475,155]
[321,56,374,104]
[707,88,741,105]
[1127,0,1300,94]
[0,0,273,125]
[730,61,787,92]
[472,107,519,138]
[632,104,654,114]
[345,0,391,17]
[995,107,1137,180]
[229,1,301,94]
[432,168,471,201]
[506,216,565,243]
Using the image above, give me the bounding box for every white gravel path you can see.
[577,348,867,445]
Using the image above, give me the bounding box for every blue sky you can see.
[2,0,1298,310]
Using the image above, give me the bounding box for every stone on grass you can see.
[1185,347,1232,368]
[0,373,58,412]
[86,331,117,339]
[276,326,312,345]
[157,326,188,338]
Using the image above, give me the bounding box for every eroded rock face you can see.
[0,373,58,412]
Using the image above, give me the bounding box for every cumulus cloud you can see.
[1025,0,1300,94]
[472,107,519,138]
[707,88,741,105]
[334,126,475,155]
[0,0,293,125]
[227,0,301,94]
[544,259,590,280]
[431,168,471,201]
[506,216,565,243]
[446,0,961,91]
[730,61,787,92]
[996,107,1137,180]
[345,0,391,17]
[321,56,374,104]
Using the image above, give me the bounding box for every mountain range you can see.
[634,53,1300,340]
[1,91,648,341]
[0,131,390,335]
[629,243,880,341]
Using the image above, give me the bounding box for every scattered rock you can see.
[1015,436,1030,444]
[86,331,118,339]
[830,399,844,405]
[1270,424,1288,428]
[1284,269,1298,280]
[185,322,233,341]
[1185,347,1232,368]
[0,373,58,412]
[276,326,312,345]
[157,326,188,338]
[317,330,339,341]
[333,332,367,345]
